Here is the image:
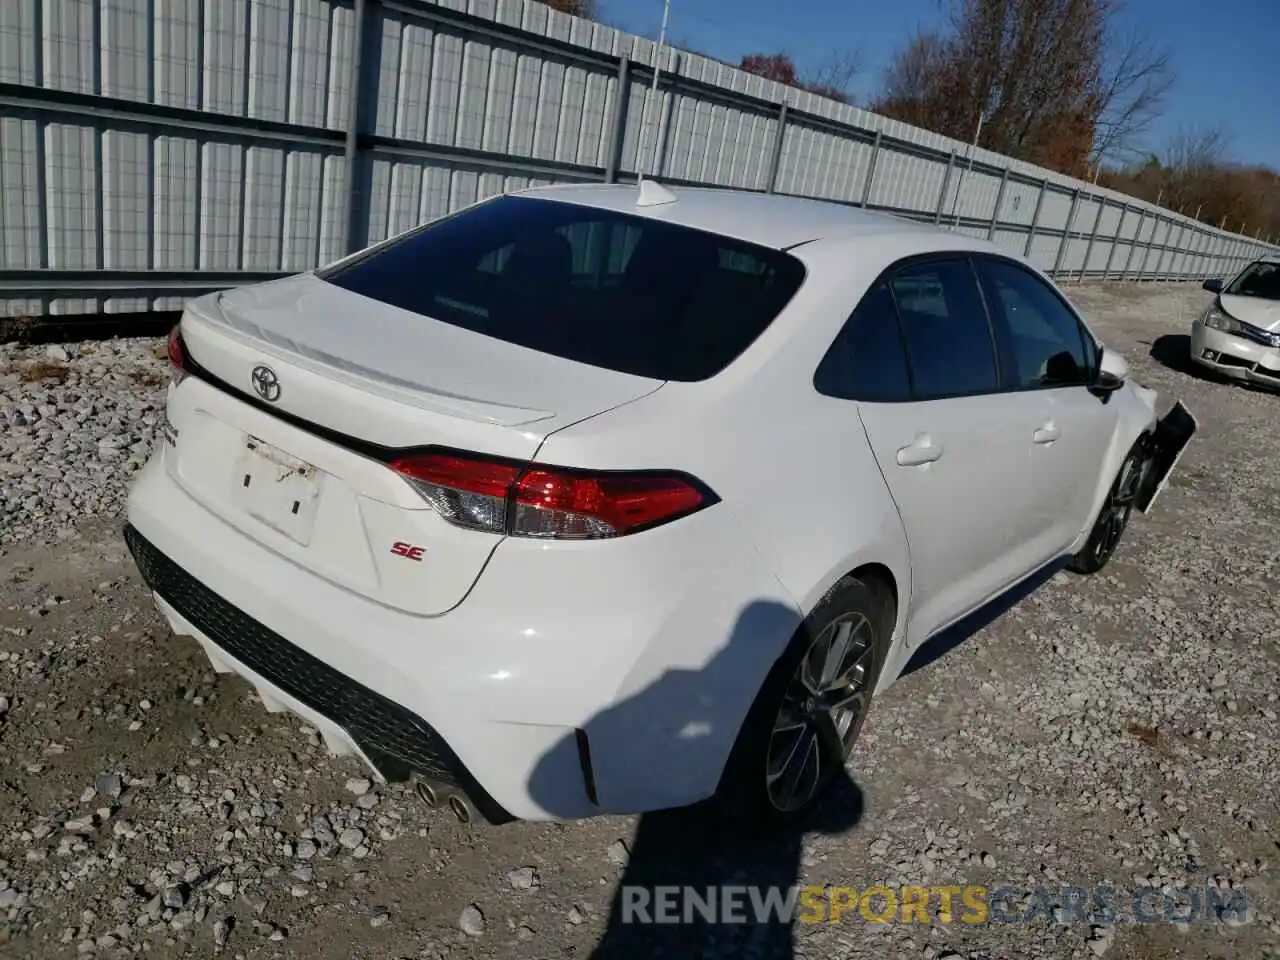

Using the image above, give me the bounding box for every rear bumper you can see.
[124,452,800,821]
[124,525,514,823]
[1189,321,1280,385]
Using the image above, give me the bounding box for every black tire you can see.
[714,572,894,833]
[1067,439,1148,575]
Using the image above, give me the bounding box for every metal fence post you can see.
[859,132,882,208]
[1103,205,1128,280]
[1079,197,1104,282]
[604,56,631,184]
[1170,223,1188,279]
[341,0,377,256]
[1138,215,1161,280]
[1122,210,1146,281]
[1023,179,1048,257]
[987,167,1009,241]
[1157,224,1172,284]
[764,102,788,194]
[1052,189,1080,279]
[934,151,957,224]
[1152,222,1171,280]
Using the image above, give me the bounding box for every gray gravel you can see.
[0,282,1278,959]
[0,338,167,547]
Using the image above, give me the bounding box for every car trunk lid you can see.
[162,279,663,616]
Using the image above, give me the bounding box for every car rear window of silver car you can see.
[317,196,807,382]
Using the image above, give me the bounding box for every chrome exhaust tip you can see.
[415,780,439,808]
[448,795,472,823]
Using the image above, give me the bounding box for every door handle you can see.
[1033,422,1061,444]
[896,434,943,466]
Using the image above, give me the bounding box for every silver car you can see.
[1192,257,1280,387]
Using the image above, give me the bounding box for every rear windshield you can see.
[1225,260,1280,301]
[317,195,806,381]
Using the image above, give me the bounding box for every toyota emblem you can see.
[250,365,281,402]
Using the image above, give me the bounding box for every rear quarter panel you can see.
[535,238,918,692]
[1070,379,1160,552]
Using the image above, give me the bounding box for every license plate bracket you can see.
[235,436,322,544]
[1135,400,1197,514]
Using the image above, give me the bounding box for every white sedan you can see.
[123,182,1193,830]
[1192,257,1280,386]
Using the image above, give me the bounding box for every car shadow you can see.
[900,557,1068,678]
[1147,332,1280,395]
[1147,333,1223,383]
[527,600,865,959]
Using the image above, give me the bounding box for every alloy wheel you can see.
[1094,452,1143,563]
[765,613,875,812]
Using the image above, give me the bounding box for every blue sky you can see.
[598,0,1279,169]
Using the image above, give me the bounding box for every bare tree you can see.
[739,50,862,103]
[878,30,952,117]
[1164,124,1230,175]
[1105,126,1280,237]
[740,53,799,86]
[541,0,598,19]
[1089,25,1174,169]
[804,49,863,102]
[872,0,1170,178]
[872,0,1108,173]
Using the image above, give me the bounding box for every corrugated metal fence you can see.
[0,0,1275,318]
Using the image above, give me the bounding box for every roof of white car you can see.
[514,181,968,252]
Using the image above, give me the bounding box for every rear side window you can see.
[889,260,999,399]
[815,281,912,401]
[318,196,806,381]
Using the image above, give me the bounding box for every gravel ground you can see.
[0,282,1278,960]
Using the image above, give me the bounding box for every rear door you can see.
[850,257,1048,644]
[974,256,1119,551]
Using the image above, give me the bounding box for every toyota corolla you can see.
[123,182,1194,830]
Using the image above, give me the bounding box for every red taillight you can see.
[390,453,520,535]
[387,450,713,540]
[167,324,188,386]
